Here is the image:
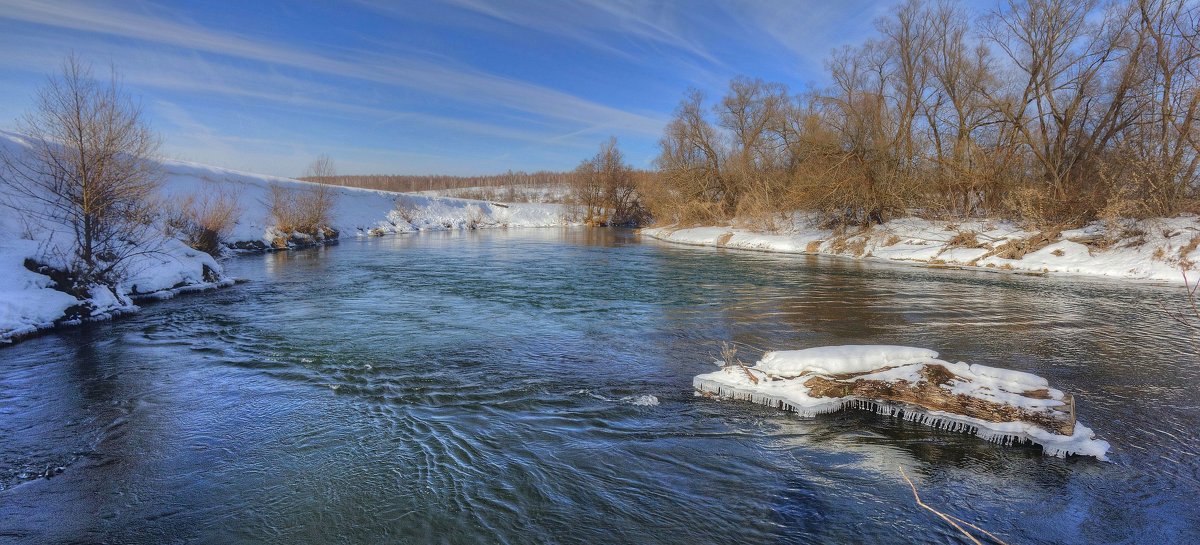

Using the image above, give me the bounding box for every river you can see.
[1,228,1197,544]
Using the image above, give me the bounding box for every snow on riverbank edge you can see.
[643,215,1200,283]
[1,131,572,345]
[158,156,571,248]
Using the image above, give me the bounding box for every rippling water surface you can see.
[1,228,1198,544]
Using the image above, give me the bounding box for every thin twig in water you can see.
[898,465,1012,545]
[1162,270,1200,330]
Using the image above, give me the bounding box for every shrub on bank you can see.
[166,187,241,257]
[267,183,338,245]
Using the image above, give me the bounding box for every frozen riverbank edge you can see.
[643,215,1200,283]
[0,132,571,346]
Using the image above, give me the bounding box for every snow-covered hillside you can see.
[644,214,1200,283]
[158,161,570,245]
[0,131,571,343]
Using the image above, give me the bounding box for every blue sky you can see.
[0,0,966,177]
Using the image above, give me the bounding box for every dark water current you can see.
[1,228,1197,544]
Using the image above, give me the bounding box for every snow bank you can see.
[0,239,89,341]
[695,344,1110,459]
[0,130,570,343]
[158,159,570,247]
[645,214,1200,283]
[413,184,570,204]
[0,132,228,343]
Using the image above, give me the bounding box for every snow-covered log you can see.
[695,345,1109,459]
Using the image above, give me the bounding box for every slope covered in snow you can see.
[644,214,1200,283]
[0,131,570,343]
[158,159,570,245]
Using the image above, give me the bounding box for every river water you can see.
[1,228,1197,544]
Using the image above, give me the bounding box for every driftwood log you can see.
[798,364,1075,436]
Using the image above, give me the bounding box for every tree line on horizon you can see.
[303,170,571,194]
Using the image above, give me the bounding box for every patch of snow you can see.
[156,159,571,245]
[645,214,1200,283]
[757,345,940,377]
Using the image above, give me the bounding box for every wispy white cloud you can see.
[441,0,724,65]
[151,99,523,176]
[0,0,922,174]
[0,0,667,136]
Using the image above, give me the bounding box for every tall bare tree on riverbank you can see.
[0,55,161,285]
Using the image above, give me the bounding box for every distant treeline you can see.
[644,0,1200,228]
[303,171,569,193]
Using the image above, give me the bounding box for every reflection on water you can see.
[1,228,1197,544]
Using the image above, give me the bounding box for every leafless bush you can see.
[264,156,341,241]
[0,55,162,286]
[393,198,420,224]
[569,138,647,226]
[268,184,337,239]
[166,186,241,257]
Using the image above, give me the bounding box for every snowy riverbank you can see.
[0,131,570,344]
[644,214,1200,283]
[158,160,570,248]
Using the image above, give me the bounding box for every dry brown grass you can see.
[166,187,241,257]
[945,231,985,249]
[269,184,338,239]
[845,238,868,257]
[1179,235,1200,261]
[991,231,1060,260]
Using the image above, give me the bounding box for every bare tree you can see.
[655,89,728,222]
[0,55,161,285]
[569,138,645,226]
[570,147,606,222]
[925,1,1001,216]
[303,154,338,183]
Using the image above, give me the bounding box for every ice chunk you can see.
[623,395,660,406]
